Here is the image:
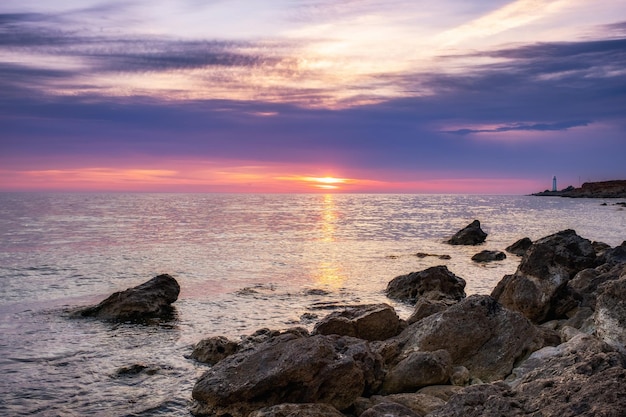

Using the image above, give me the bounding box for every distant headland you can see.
[532,180,626,198]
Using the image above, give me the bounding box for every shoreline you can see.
[532,179,626,198]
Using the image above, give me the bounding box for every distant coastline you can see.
[532,180,626,198]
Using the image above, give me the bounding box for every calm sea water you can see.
[0,193,624,416]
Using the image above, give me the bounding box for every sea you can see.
[0,193,624,416]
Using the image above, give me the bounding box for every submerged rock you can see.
[446,220,487,245]
[73,274,180,321]
[385,266,466,304]
[313,303,403,341]
[471,250,506,263]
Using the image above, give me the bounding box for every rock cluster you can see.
[189,230,626,417]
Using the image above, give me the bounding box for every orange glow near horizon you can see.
[0,161,543,194]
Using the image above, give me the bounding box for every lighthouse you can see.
[552,176,557,192]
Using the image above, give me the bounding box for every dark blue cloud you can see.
[443,120,591,135]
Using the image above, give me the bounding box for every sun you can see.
[306,176,348,190]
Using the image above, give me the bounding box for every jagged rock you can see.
[313,303,403,341]
[446,220,487,245]
[189,336,240,365]
[382,349,452,394]
[505,237,533,256]
[387,295,541,382]
[73,274,180,321]
[385,266,466,304]
[471,250,506,263]
[406,298,457,325]
[597,240,626,266]
[491,230,596,323]
[248,403,345,417]
[191,334,384,416]
[595,277,626,354]
[568,263,626,310]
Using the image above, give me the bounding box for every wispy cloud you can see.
[443,120,591,136]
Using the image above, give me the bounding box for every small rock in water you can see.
[471,250,506,263]
[446,220,487,245]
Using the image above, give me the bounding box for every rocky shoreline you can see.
[75,221,626,417]
[532,179,626,198]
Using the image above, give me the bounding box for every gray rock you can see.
[471,250,506,263]
[386,266,466,304]
[73,274,180,321]
[361,402,421,417]
[492,230,596,323]
[372,393,446,416]
[189,336,240,365]
[391,295,541,382]
[446,220,487,245]
[313,303,403,341]
[595,276,626,354]
[382,349,452,394]
[191,334,384,416]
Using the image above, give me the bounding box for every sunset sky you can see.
[1,0,625,193]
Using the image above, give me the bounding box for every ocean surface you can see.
[0,193,624,416]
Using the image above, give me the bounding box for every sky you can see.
[1,0,625,193]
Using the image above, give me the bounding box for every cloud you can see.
[443,120,591,135]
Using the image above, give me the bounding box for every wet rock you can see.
[491,230,596,323]
[385,266,466,304]
[73,274,180,321]
[191,334,384,417]
[189,336,240,365]
[505,237,533,256]
[446,220,487,245]
[471,250,506,263]
[313,303,403,341]
[114,363,160,377]
[391,295,541,382]
[595,277,626,354]
[248,403,345,417]
[382,349,452,394]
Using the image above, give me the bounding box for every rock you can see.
[568,263,626,310]
[406,298,457,325]
[491,230,596,323]
[382,349,452,394]
[313,303,403,341]
[248,403,345,417]
[505,237,533,256]
[471,250,506,263]
[385,266,466,304]
[361,402,421,417]
[446,220,487,245]
[450,366,470,386]
[113,363,159,377]
[417,385,463,401]
[391,295,541,382]
[73,274,180,321]
[372,393,446,416]
[427,382,524,417]
[189,336,240,365]
[191,334,384,416]
[595,277,626,354]
[597,240,626,266]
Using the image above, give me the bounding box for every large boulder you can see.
[595,277,626,354]
[191,334,384,416]
[491,230,596,323]
[430,334,626,417]
[446,220,487,245]
[313,303,403,341]
[385,266,466,304]
[73,274,180,321]
[387,295,541,382]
